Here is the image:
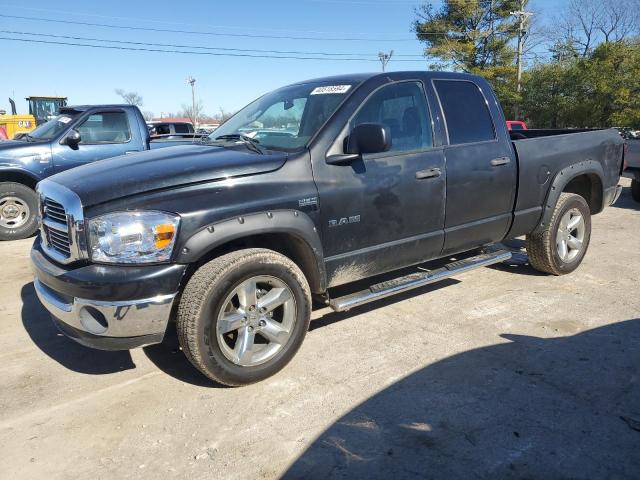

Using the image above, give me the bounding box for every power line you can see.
[0,13,425,42]
[0,35,430,62]
[0,29,427,58]
[0,3,404,36]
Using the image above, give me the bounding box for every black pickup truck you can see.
[31,72,623,386]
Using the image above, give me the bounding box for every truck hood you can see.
[48,144,288,206]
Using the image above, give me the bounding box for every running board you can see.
[328,250,512,312]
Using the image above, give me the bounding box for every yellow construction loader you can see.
[0,96,67,139]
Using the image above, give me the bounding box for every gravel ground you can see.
[0,178,638,479]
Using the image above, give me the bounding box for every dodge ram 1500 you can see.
[31,71,624,385]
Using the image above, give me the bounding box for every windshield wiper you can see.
[211,134,264,155]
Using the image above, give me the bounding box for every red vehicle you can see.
[506,120,528,131]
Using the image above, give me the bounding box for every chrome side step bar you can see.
[328,250,512,312]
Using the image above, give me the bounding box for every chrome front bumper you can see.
[34,278,177,350]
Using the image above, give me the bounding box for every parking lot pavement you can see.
[0,178,638,480]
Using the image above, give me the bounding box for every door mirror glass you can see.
[345,123,391,155]
[64,129,81,149]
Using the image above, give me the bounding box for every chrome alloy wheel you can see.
[556,207,585,262]
[216,275,297,367]
[0,196,30,229]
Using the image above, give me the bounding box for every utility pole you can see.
[511,0,533,119]
[378,50,394,72]
[186,76,197,126]
[489,0,496,66]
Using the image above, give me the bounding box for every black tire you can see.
[526,193,592,275]
[632,179,640,203]
[0,182,39,241]
[176,248,312,386]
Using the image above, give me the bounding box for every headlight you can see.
[88,211,180,264]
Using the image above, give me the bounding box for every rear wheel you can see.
[526,193,592,275]
[631,179,640,203]
[0,182,39,241]
[176,248,312,386]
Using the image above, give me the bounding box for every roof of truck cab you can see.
[286,71,478,87]
[60,104,134,113]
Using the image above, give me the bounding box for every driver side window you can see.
[351,81,433,154]
[76,111,131,144]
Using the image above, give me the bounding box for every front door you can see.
[312,80,447,287]
[52,109,136,172]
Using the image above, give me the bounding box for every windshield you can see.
[28,114,78,140]
[209,82,355,151]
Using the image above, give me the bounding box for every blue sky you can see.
[1,0,558,118]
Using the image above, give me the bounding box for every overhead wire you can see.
[0,13,426,42]
[0,35,431,62]
[0,29,427,58]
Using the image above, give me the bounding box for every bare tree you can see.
[115,89,144,107]
[142,111,155,122]
[598,0,639,42]
[553,0,640,56]
[218,106,233,123]
[181,100,204,126]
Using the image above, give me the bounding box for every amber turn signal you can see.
[154,223,176,249]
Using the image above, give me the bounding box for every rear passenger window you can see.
[174,124,189,134]
[434,80,496,145]
[351,81,433,154]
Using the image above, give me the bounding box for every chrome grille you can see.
[43,198,67,223]
[44,222,71,257]
[37,179,86,264]
[43,197,71,258]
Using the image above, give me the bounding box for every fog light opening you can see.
[79,306,108,334]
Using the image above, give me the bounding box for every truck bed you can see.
[510,128,599,140]
[508,128,624,237]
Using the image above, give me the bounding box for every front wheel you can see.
[526,193,592,275]
[0,182,39,241]
[176,248,312,386]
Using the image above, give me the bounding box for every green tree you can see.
[520,61,580,128]
[522,41,640,128]
[413,0,523,114]
[580,41,640,127]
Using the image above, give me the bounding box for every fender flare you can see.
[176,209,327,291]
[0,166,44,189]
[533,160,604,235]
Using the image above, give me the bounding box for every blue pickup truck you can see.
[0,104,198,240]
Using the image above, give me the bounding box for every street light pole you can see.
[186,76,197,126]
[378,50,394,72]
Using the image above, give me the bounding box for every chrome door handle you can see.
[490,156,511,166]
[125,151,141,155]
[415,167,442,179]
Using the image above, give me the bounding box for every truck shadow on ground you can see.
[283,319,640,479]
[143,328,222,388]
[611,185,639,211]
[142,279,462,387]
[20,282,136,374]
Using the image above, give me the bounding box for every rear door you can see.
[432,79,517,255]
[312,80,447,287]
[51,109,136,172]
